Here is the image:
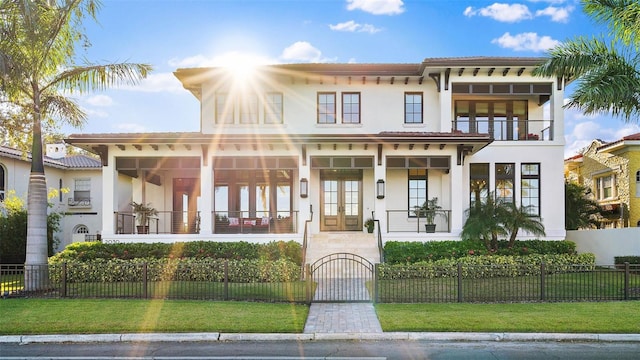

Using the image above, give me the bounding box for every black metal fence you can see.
[2,262,640,303]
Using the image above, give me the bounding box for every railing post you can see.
[142,262,148,299]
[61,262,67,298]
[457,263,463,303]
[540,262,546,301]
[624,262,630,300]
[305,264,312,305]
[373,263,378,304]
[224,260,229,300]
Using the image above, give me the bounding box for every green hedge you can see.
[614,256,640,265]
[49,258,301,283]
[50,240,302,265]
[378,253,596,280]
[383,240,577,264]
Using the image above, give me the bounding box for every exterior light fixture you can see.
[376,179,385,199]
[300,178,308,198]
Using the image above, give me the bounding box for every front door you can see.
[173,178,200,234]
[320,170,362,231]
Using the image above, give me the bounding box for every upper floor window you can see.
[240,93,259,124]
[408,169,427,216]
[455,100,528,140]
[496,163,515,204]
[595,174,616,200]
[342,92,360,124]
[521,163,540,216]
[0,164,5,201]
[470,163,489,205]
[317,92,336,124]
[405,92,423,124]
[264,92,283,124]
[216,93,234,124]
[74,178,91,201]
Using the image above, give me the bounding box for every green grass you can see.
[375,302,640,333]
[0,299,309,335]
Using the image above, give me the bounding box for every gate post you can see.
[373,263,378,304]
[305,264,312,304]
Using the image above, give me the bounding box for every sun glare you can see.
[215,52,269,84]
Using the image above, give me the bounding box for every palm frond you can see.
[583,0,640,47]
[51,62,152,93]
[40,92,86,128]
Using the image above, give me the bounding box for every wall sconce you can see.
[300,178,308,198]
[376,179,385,199]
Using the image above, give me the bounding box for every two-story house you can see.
[564,133,640,228]
[65,57,567,263]
[0,144,102,250]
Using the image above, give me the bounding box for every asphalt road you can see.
[2,340,640,359]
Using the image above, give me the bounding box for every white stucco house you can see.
[65,57,567,262]
[0,144,102,250]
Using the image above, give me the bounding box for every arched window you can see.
[0,164,6,201]
[74,225,90,234]
[636,170,640,197]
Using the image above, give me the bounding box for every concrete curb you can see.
[2,332,640,344]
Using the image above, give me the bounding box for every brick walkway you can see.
[303,303,383,333]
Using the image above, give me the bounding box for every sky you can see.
[65,0,640,158]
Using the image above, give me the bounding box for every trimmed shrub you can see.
[378,253,596,280]
[50,240,302,265]
[614,256,640,265]
[383,240,577,264]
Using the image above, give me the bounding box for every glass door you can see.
[320,170,362,231]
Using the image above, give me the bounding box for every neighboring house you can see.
[65,57,567,262]
[0,144,102,249]
[564,133,640,228]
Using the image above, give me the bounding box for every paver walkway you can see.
[303,303,383,333]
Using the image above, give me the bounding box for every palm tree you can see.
[503,202,546,248]
[532,0,640,123]
[461,194,509,252]
[0,0,151,290]
[565,181,601,230]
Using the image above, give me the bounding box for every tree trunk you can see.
[24,93,49,291]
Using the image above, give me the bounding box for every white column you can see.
[199,145,212,234]
[298,147,311,234]
[449,159,465,235]
[374,146,386,232]
[101,147,116,236]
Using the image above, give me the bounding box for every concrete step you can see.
[305,232,381,265]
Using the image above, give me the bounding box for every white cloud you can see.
[83,107,109,119]
[168,52,278,68]
[491,32,560,52]
[115,122,147,133]
[329,20,382,34]
[464,3,533,23]
[124,72,185,93]
[84,95,113,107]
[536,6,573,23]
[563,115,640,157]
[346,0,404,15]
[281,41,336,63]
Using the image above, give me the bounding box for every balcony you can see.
[68,197,91,208]
[214,211,298,234]
[453,119,553,141]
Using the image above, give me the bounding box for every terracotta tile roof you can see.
[597,132,640,151]
[0,145,100,169]
[564,154,583,161]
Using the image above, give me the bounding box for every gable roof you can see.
[0,145,101,169]
[597,132,640,152]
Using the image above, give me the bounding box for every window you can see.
[636,170,640,197]
[405,92,423,124]
[521,163,540,216]
[0,164,5,201]
[596,174,616,200]
[470,163,489,205]
[264,92,283,124]
[342,92,360,124]
[496,163,515,204]
[74,225,89,234]
[240,93,258,124]
[74,178,91,201]
[216,93,234,124]
[454,100,528,140]
[317,92,336,124]
[408,169,427,216]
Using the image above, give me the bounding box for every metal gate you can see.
[309,253,375,302]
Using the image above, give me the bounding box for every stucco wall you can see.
[567,228,640,265]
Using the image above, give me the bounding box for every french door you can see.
[320,170,362,231]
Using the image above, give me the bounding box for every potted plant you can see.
[416,197,442,233]
[130,201,158,234]
[364,218,375,233]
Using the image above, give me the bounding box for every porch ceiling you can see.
[66,132,492,158]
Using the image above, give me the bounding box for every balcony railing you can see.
[385,209,451,233]
[213,211,298,234]
[452,119,553,141]
[115,211,199,234]
[68,198,91,208]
